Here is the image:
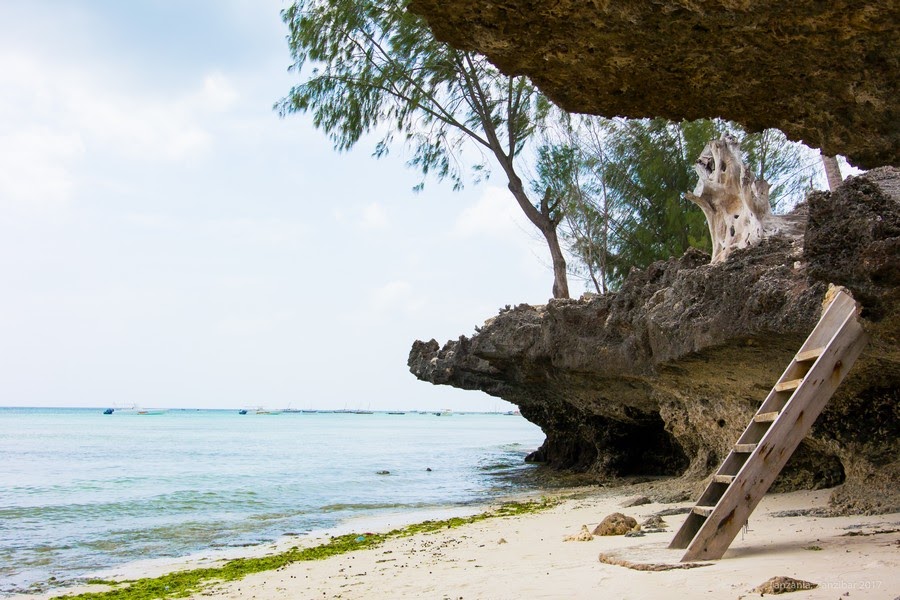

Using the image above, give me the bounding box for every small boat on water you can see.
[112,404,166,415]
[238,409,248,415]
[434,409,453,417]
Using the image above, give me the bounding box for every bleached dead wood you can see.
[686,136,797,263]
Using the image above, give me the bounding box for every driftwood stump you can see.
[686,135,795,263]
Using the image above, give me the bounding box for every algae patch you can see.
[53,498,556,600]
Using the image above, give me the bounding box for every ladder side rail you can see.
[669,289,859,553]
[670,300,848,551]
[680,311,868,561]
[795,290,857,355]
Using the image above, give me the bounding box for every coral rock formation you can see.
[593,513,638,536]
[409,169,900,513]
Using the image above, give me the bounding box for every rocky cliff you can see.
[408,0,899,169]
[409,168,900,514]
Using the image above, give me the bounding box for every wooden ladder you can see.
[669,288,869,561]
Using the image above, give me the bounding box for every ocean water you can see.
[0,407,544,595]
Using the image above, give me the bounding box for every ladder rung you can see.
[795,347,825,362]
[754,411,779,423]
[693,506,714,517]
[774,378,803,392]
[734,443,757,453]
[713,475,735,484]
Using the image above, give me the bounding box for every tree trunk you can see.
[502,164,571,299]
[541,224,570,299]
[822,154,843,191]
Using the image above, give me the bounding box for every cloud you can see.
[197,72,239,113]
[204,217,309,247]
[123,213,183,231]
[452,185,531,240]
[62,71,213,162]
[333,202,390,230]
[369,280,424,314]
[0,127,84,211]
[0,52,241,209]
[213,309,297,337]
[359,202,389,229]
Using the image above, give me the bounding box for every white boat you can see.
[114,403,166,415]
[434,409,453,416]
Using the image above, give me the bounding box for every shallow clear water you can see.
[0,407,544,595]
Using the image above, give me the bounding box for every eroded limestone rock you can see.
[409,169,900,514]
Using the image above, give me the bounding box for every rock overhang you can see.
[408,0,899,169]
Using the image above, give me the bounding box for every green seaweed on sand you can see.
[53,498,557,600]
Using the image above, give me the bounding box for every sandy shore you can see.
[186,487,897,600]
[16,486,900,600]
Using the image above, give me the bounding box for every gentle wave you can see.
[0,408,544,596]
[319,501,432,513]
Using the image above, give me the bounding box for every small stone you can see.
[752,576,817,594]
[620,496,651,508]
[642,515,669,531]
[497,538,507,544]
[563,525,594,542]
[593,513,638,536]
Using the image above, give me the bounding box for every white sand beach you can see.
[180,487,900,599]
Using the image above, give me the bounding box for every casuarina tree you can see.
[277,0,569,298]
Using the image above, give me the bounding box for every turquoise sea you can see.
[0,407,544,596]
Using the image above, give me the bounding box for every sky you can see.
[0,0,560,411]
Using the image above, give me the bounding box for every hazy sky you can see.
[0,1,562,411]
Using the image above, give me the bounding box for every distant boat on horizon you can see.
[136,408,166,415]
[434,409,453,417]
[113,404,166,415]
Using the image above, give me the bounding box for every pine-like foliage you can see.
[537,117,822,292]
